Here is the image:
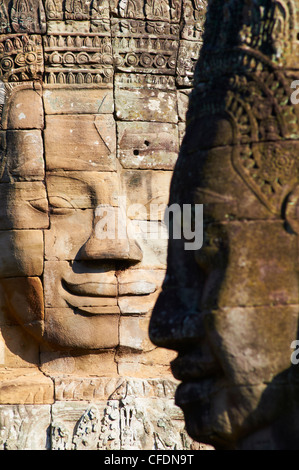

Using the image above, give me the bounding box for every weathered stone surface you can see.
[178,121,186,145]
[117,269,165,296]
[40,350,118,378]
[119,316,154,351]
[46,171,119,209]
[43,87,114,115]
[46,20,91,33]
[0,182,49,229]
[0,0,46,35]
[118,291,160,316]
[127,221,168,269]
[197,220,299,310]
[115,88,178,122]
[1,130,45,182]
[112,22,179,77]
[121,170,172,220]
[181,0,207,41]
[44,308,119,350]
[0,325,40,368]
[3,86,44,129]
[44,115,117,171]
[177,88,191,122]
[43,31,113,86]
[0,0,206,451]
[0,277,44,343]
[44,208,93,261]
[117,122,179,169]
[0,230,44,278]
[206,305,299,385]
[116,357,176,379]
[44,206,141,264]
[0,369,54,405]
[52,377,179,402]
[0,404,51,449]
[176,40,203,86]
[115,73,176,91]
[49,387,192,450]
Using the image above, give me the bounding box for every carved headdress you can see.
[187,0,299,215]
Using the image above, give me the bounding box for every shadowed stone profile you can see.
[149,0,299,450]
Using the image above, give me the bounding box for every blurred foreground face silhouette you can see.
[150,0,299,450]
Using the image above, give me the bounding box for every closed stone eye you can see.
[48,196,76,215]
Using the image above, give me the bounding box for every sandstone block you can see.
[199,220,299,309]
[127,220,168,269]
[46,20,90,33]
[43,87,114,115]
[176,40,202,86]
[177,89,192,122]
[44,114,117,171]
[4,86,44,130]
[119,316,154,351]
[0,230,44,278]
[2,130,45,182]
[118,291,160,316]
[46,171,119,209]
[0,369,54,405]
[0,182,49,229]
[178,121,186,145]
[116,360,174,379]
[0,277,44,329]
[40,350,118,379]
[117,122,179,169]
[115,88,178,122]
[121,170,172,220]
[44,308,119,350]
[0,325,40,368]
[115,73,176,92]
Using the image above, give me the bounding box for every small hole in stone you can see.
[144,140,150,147]
[134,150,139,156]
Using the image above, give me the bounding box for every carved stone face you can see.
[0,0,203,376]
[0,80,174,351]
[150,116,299,449]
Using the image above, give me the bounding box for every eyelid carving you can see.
[49,196,76,209]
[29,196,78,215]
[48,196,77,215]
[29,198,49,213]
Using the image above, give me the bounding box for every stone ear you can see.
[284,186,299,234]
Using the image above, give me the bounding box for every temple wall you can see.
[0,0,210,450]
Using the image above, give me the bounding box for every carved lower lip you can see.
[62,279,117,297]
[171,354,219,382]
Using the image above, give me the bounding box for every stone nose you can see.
[79,236,143,262]
[78,205,143,262]
[149,286,204,350]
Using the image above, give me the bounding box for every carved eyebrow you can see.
[194,188,235,204]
